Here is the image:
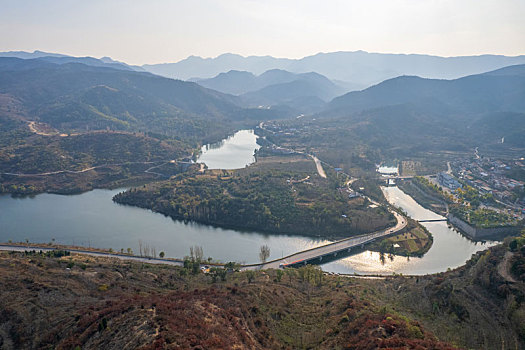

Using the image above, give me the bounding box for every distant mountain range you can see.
[142,51,525,90]
[0,50,145,73]
[7,50,525,96]
[2,51,524,152]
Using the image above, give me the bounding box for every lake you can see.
[0,129,498,273]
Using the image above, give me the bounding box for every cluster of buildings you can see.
[437,172,462,190]
[452,156,525,215]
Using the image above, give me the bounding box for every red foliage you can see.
[339,312,458,350]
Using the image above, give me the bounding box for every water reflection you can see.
[197,130,261,170]
[320,186,497,275]
[0,188,331,264]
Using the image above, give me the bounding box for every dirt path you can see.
[27,121,70,137]
[1,161,162,177]
[498,251,516,283]
[311,155,327,178]
[144,162,170,177]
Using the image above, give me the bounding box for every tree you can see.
[159,251,165,258]
[190,245,204,263]
[285,268,296,284]
[246,270,256,283]
[276,269,284,282]
[259,244,270,263]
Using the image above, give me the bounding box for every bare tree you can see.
[194,246,203,262]
[189,246,204,262]
[259,245,270,263]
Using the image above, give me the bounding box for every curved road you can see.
[245,209,407,270]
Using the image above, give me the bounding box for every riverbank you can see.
[367,218,433,258]
[0,242,185,266]
[397,178,448,216]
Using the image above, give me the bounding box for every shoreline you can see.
[0,242,413,278]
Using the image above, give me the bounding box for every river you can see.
[197,129,260,170]
[0,129,327,265]
[320,186,496,274]
[0,129,498,273]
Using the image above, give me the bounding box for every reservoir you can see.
[0,130,497,273]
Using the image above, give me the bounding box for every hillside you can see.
[1,234,525,349]
[0,57,251,142]
[0,57,284,194]
[0,251,457,350]
[272,65,525,161]
[196,69,343,97]
[194,69,344,113]
[327,65,525,114]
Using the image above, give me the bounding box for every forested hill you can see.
[327,64,525,115]
[195,69,344,99]
[308,64,525,154]
[0,57,277,142]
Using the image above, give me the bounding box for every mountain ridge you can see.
[326,64,525,115]
[142,51,525,89]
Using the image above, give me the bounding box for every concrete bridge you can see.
[245,210,407,270]
[418,219,448,223]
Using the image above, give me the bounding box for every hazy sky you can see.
[1,0,524,65]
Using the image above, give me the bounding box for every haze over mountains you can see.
[6,50,525,92]
[143,51,525,90]
[327,64,525,114]
[1,50,524,154]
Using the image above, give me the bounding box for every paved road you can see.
[0,244,184,267]
[246,210,407,270]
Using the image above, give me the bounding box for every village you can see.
[450,155,525,218]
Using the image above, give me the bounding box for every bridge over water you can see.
[245,211,407,270]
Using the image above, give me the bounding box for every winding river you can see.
[0,130,497,273]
